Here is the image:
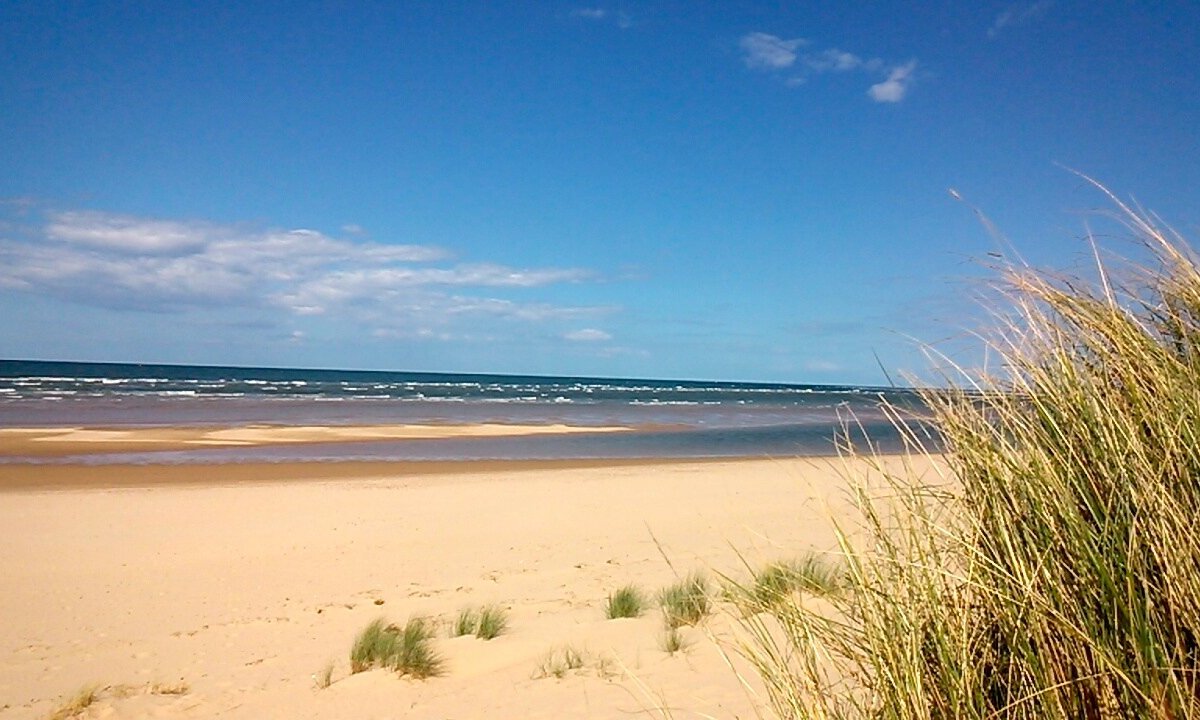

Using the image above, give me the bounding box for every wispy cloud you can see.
[570,6,632,28]
[867,60,918,103]
[988,1,1053,38]
[739,32,918,103]
[564,328,612,342]
[0,209,604,340]
[571,7,607,20]
[47,212,213,255]
[803,48,879,73]
[804,359,841,373]
[739,32,807,70]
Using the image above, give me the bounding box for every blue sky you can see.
[2,2,1198,385]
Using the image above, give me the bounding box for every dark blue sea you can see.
[0,360,934,463]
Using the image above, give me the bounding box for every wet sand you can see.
[0,423,631,458]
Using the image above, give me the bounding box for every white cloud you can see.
[564,328,612,342]
[740,32,806,70]
[570,7,631,28]
[742,32,917,102]
[46,211,211,254]
[867,60,917,103]
[988,1,1053,38]
[0,210,602,336]
[804,48,867,73]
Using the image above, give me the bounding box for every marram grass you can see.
[660,625,691,655]
[475,604,509,640]
[450,607,479,638]
[660,571,711,628]
[736,189,1200,719]
[450,604,509,640]
[750,555,845,609]
[349,616,444,678]
[533,645,588,679]
[605,584,647,619]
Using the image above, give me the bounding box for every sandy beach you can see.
[0,426,928,719]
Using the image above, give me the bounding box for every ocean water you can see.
[0,359,934,463]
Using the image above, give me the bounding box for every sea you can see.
[0,359,935,464]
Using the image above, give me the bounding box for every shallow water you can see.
[0,360,934,462]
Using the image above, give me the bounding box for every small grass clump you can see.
[604,584,646,619]
[313,661,334,689]
[750,555,844,608]
[533,645,588,679]
[737,187,1200,719]
[349,616,444,678]
[44,681,191,717]
[350,618,398,673]
[659,571,710,628]
[450,607,479,638]
[450,604,509,640]
[47,685,101,720]
[475,605,509,640]
[659,626,691,655]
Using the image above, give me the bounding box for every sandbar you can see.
[0,422,632,458]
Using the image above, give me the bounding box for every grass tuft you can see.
[349,616,444,678]
[314,661,334,689]
[475,604,509,640]
[737,186,1200,719]
[595,653,622,680]
[659,571,710,628]
[450,604,509,640]
[450,607,479,638]
[46,684,101,720]
[349,617,398,674]
[659,626,691,655]
[533,645,588,679]
[604,584,646,619]
[750,555,844,608]
[44,681,191,718]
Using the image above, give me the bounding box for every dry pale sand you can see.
[0,448,934,720]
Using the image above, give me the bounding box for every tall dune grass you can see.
[738,194,1200,718]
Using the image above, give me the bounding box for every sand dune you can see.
[0,455,924,719]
